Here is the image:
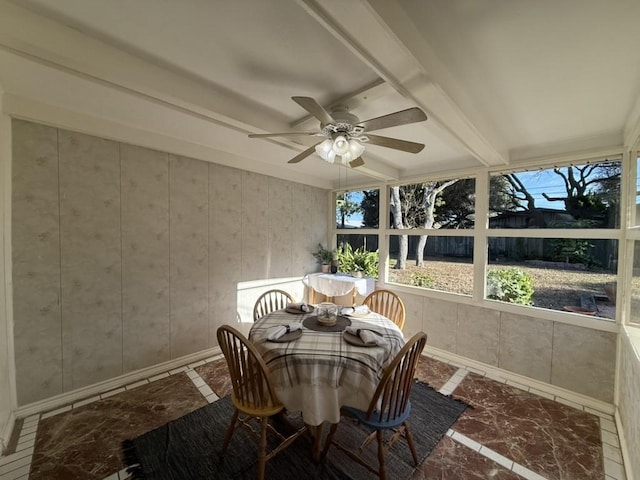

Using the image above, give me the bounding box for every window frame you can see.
[624,149,640,325]
[329,150,627,331]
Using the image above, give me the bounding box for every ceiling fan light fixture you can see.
[315,136,365,165]
[315,138,335,162]
[332,135,350,156]
[339,139,365,165]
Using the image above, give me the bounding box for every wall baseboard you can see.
[424,345,615,415]
[615,410,634,480]
[14,347,222,419]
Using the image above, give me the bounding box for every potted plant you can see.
[313,244,335,273]
[336,243,379,278]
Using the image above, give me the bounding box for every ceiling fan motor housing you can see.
[328,105,360,125]
[320,106,367,142]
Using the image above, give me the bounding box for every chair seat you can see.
[231,393,283,418]
[321,332,427,480]
[217,325,307,480]
[342,401,411,430]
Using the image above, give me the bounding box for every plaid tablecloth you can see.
[249,309,405,426]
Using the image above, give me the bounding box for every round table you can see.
[249,308,405,426]
[249,307,405,460]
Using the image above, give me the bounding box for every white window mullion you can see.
[378,184,389,284]
[474,171,489,302]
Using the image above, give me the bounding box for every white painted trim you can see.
[0,2,280,134]
[301,0,507,167]
[509,137,624,165]
[424,345,615,415]
[379,279,621,333]
[14,346,222,418]
[615,409,635,480]
[0,411,14,455]
[0,101,17,456]
[623,91,640,148]
[473,168,489,302]
[236,276,305,290]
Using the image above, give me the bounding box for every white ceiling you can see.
[2,0,640,188]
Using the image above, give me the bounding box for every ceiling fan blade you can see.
[288,143,321,164]
[366,134,425,153]
[292,96,336,125]
[359,107,427,132]
[248,132,318,138]
[349,157,365,168]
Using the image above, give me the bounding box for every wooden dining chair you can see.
[321,331,428,480]
[363,289,406,330]
[216,325,307,480]
[253,289,294,322]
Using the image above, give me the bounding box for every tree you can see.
[541,163,620,225]
[489,176,520,215]
[435,178,475,228]
[425,177,514,228]
[390,186,408,269]
[390,180,459,268]
[336,192,361,228]
[504,174,537,211]
[499,162,621,228]
[414,180,457,266]
[360,189,379,228]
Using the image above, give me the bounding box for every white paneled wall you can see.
[11,119,328,406]
[12,121,62,403]
[618,330,640,479]
[400,291,617,403]
[120,145,170,372]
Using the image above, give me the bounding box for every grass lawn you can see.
[387,257,620,319]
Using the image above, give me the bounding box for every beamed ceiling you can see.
[1,0,640,188]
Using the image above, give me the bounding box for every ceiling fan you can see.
[248,96,428,168]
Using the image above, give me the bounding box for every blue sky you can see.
[511,170,567,210]
[338,165,634,226]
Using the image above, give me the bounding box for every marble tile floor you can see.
[0,353,627,480]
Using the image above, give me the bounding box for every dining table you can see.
[248,306,405,460]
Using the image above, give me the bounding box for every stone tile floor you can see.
[0,353,627,479]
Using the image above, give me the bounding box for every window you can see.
[487,237,618,317]
[388,234,473,295]
[389,178,475,230]
[487,160,621,316]
[336,189,379,229]
[631,240,640,325]
[490,162,621,230]
[635,155,640,226]
[385,177,475,295]
[335,189,380,278]
[329,158,626,321]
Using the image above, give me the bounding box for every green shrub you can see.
[486,268,534,305]
[337,243,379,278]
[411,271,435,288]
[549,238,596,266]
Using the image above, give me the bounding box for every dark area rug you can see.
[122,381,468,479]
